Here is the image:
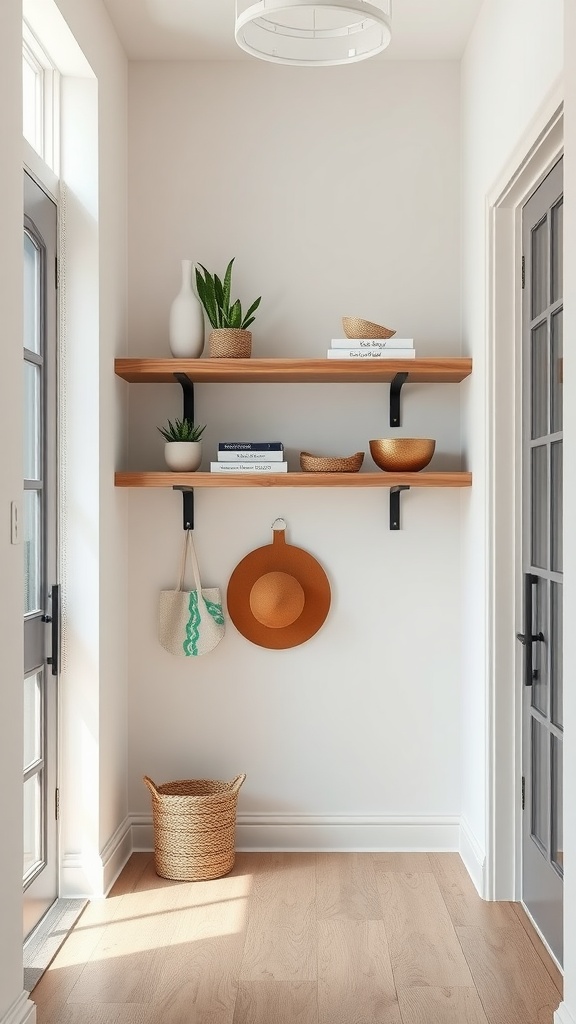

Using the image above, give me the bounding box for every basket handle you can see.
[143,775,160,797]
[229,773,246,794]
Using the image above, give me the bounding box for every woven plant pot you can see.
[209,329,252,359]
[143,774,246,881]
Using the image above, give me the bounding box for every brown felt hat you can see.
[227,520,331,649]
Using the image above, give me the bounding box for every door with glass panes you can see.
[23,170,59,939]
[519,157,563,965]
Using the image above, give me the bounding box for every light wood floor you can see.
[31,852,562,1024]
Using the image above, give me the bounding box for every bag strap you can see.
[177,530,204,594]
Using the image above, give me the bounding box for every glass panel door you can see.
[23,171,59,940]
[520,158,563,965]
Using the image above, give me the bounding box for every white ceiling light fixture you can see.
[235,0,392,66]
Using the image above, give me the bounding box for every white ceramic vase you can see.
[169,259,205,358]
[164,441,202,472]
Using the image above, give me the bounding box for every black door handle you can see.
[516,631,545,646]
[44,584,61,676]
[517,574,543,686]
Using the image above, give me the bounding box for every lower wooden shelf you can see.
[115,471,472,488]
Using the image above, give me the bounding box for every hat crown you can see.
[249,570,305,628]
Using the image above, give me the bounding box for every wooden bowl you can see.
[369,438,435,472]
[300,451,365,473]
[342,317,396,340]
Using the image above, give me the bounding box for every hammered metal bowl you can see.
[369,438,436,472]
[300,451,365,473]
[342,317,396,340]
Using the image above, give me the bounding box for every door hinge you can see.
[521,255,525,289]
[521,776,525,811]
[55,788,60,820]
[55,256,59,289]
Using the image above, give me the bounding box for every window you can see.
[22,22,59,173]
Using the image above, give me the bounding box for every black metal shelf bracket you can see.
[174,373,195,422]
[173,486,194,530]
[390,485,410,530]
[390,371,409,427]
[172,375,196,530]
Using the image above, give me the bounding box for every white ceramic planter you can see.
[164,441,202,472]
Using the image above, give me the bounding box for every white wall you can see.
[460,0,563,885]
[126,61,465,849]
[50,0,129,893]
[0,2,126,1016]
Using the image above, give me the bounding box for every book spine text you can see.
[330,338,414,349]
[218,441,284,451]
[210,461,288,473]
[217,449,285,462]
[326,349,416,359]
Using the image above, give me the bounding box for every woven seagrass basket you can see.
[209,329,252,358]
[144,774,246,881]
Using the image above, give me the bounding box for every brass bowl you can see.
[342,317,396,340]
[300,451,364,473]
[369,438,436,472]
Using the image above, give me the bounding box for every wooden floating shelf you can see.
[115,471,472,489]
[115,356,472,528]
[115,357,472,385]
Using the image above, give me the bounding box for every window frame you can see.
[22,21,60,174]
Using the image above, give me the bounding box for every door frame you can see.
[486,92,563,914]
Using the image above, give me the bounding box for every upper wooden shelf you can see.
[115,471,472,489]
[114,357,472,385]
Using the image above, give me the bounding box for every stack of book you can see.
[210,442,287,473]
[327,338,415,359]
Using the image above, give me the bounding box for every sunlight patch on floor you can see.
[52,869,254,966]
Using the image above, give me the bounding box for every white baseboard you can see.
[101,817,133,894]
[131,812,460,852]
[459,817,486,897]
[0,992,36,1024]
[60,816,132,898]
[555,1004,576,1024]
[130,813,153,851]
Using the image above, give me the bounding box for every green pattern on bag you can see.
[182,594,224,655]
[183,592,201,656]
[205,598,224,625]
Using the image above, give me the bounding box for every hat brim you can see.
[227,534,331,649]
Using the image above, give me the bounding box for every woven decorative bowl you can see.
[300,450,364,473]
[369,438,436,472]
[342,317,396,340]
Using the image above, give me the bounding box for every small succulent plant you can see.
[195,258,261,331]
[157,418,206,443]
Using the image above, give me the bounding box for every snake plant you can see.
[195,258,261,331]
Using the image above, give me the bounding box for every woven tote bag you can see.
[158,531,225,656]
